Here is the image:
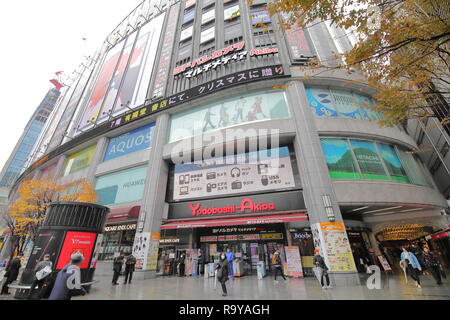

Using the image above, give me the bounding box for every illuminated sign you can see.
[159,238,181,243]
[189,198,276,216]
[104,223,137,232]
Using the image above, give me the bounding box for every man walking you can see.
[313,249,332,289]
[422,247,443,285]
[27,254,53,299]
[272,251,286,281]
[112,253,124,285]
[1,254,22,295]
[124,254,136,284]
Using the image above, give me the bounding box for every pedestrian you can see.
[48,252,86,300]
[198,249,206,276]
[422,247,443,285]
[1,254,22,295]
[272,251,286,281]
[216,252,229,297]
[225,248,235,279]
[400,247,422,288]
[27,253,53,300]
[112,252,124,285]
[178,253,186,277]
[313,249,332,289]
[124,254,136,284]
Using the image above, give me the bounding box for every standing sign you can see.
[312,222,357,272]
[132,232,150,270]
[377,255,392,271]
[285,246,304,278]
[173,147,295,200]
[89,234,104,269]
[146,232,160,271]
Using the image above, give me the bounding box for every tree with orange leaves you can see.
[1,178,96,259]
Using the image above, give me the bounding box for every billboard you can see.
[172,147,296,200]
[56,232,97,269]
[103,123,155,161]
[63,145,97,176]
[111,13,166,116]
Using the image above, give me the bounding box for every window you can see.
[350,140,388,180]
[378,144,409,183]
[320,138,360,179]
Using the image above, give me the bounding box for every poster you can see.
[377,255,392,271]
[285,246,303,278]
[146,233,160,271]
[89,234,104,269]
[132,232,150,270]
[56,232,97,269]
[315,222,357,272]
[173,147,295,200]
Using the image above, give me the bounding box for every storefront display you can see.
[100,222,137,261]
[168,90,290,142]
[171,147,296,200]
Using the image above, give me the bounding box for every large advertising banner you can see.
[173,147,295,200]
[285,246,304,278]
[313,222,357,272]
[78,41,126,129]
[95,165,147,206]
[103,123,155,161]
[111,13,166,116]
[146,233,160,271]
[56,232,97,270]
[63,145,97,176]
[132,232,150,270]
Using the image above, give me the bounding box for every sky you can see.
[0,0,143,173]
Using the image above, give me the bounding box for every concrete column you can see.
[54,155,68,179]
[138,113,170,279]
[285,81,360,286]
[85,137,108,185]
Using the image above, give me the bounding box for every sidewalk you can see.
[2,272,449,300]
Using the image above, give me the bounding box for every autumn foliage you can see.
[251,0,449,127]
[2,179,96,257]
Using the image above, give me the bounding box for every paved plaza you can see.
[2,272,450,300]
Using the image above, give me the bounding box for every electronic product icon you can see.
[179,174,190,185]
[231,180,242,190]
[257,163,269,175]
[231,167,241,178]
[261,175,269,186]
[180,186,189,195]
[207,183,217,192]
[206,172,216,180]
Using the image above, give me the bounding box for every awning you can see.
[107,205,140,222]
[161,213,308,229]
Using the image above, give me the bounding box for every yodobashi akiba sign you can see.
[173,42,280,79]
[189,198,276,216]
[168,190,305,220]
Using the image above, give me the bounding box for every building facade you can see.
[8,0,449,285]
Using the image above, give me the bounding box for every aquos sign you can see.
[173,42,279,79]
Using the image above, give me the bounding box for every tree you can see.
[1,178,96,260]
[252,0,449,128]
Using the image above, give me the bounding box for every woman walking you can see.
[400,247,422,288]
[216,253,229,297]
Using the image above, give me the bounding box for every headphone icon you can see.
[231,167,241,178]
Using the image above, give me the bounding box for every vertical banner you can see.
[151,3,180,99]
[78,41,126,129]
[285,246,304,278]
[377,255,392,271]
[132,232,150,269]
[313,222,357,272]
[89,234,104,269]
[146,233,161,271]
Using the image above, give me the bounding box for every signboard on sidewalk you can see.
[285,246,303,278]
[132,232,150,270]
[377,255,392,271]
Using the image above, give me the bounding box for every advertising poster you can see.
[320,138,360,179]
[173,147,295,200]
[133,232,150,270]
[112,13,165,115]
[56,232,97,269]
[146,233,160,271]
[285,246,303,278]
[103,123,155,161]
[89,234,104,269]
[169,90,290,141]
[95,165,147,206]
[64,145,97,176]
[78,41,125,128]
[316,222,357,272]
[224,5,240,21]
[350,140,388,180]
[377,255,392,271]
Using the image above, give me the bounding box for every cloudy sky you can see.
[0,0,143,172]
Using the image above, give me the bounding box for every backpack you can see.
[271,255,278,265]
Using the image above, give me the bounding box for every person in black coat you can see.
[178,253,186,277]
[216,253,229,297]
[112,253,124,285]
[124,254,136,284]
[1,255,22,295]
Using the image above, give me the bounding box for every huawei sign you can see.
[189,198,276,216]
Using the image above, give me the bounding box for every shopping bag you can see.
[36,266,52,280]
[312,267,323,283]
